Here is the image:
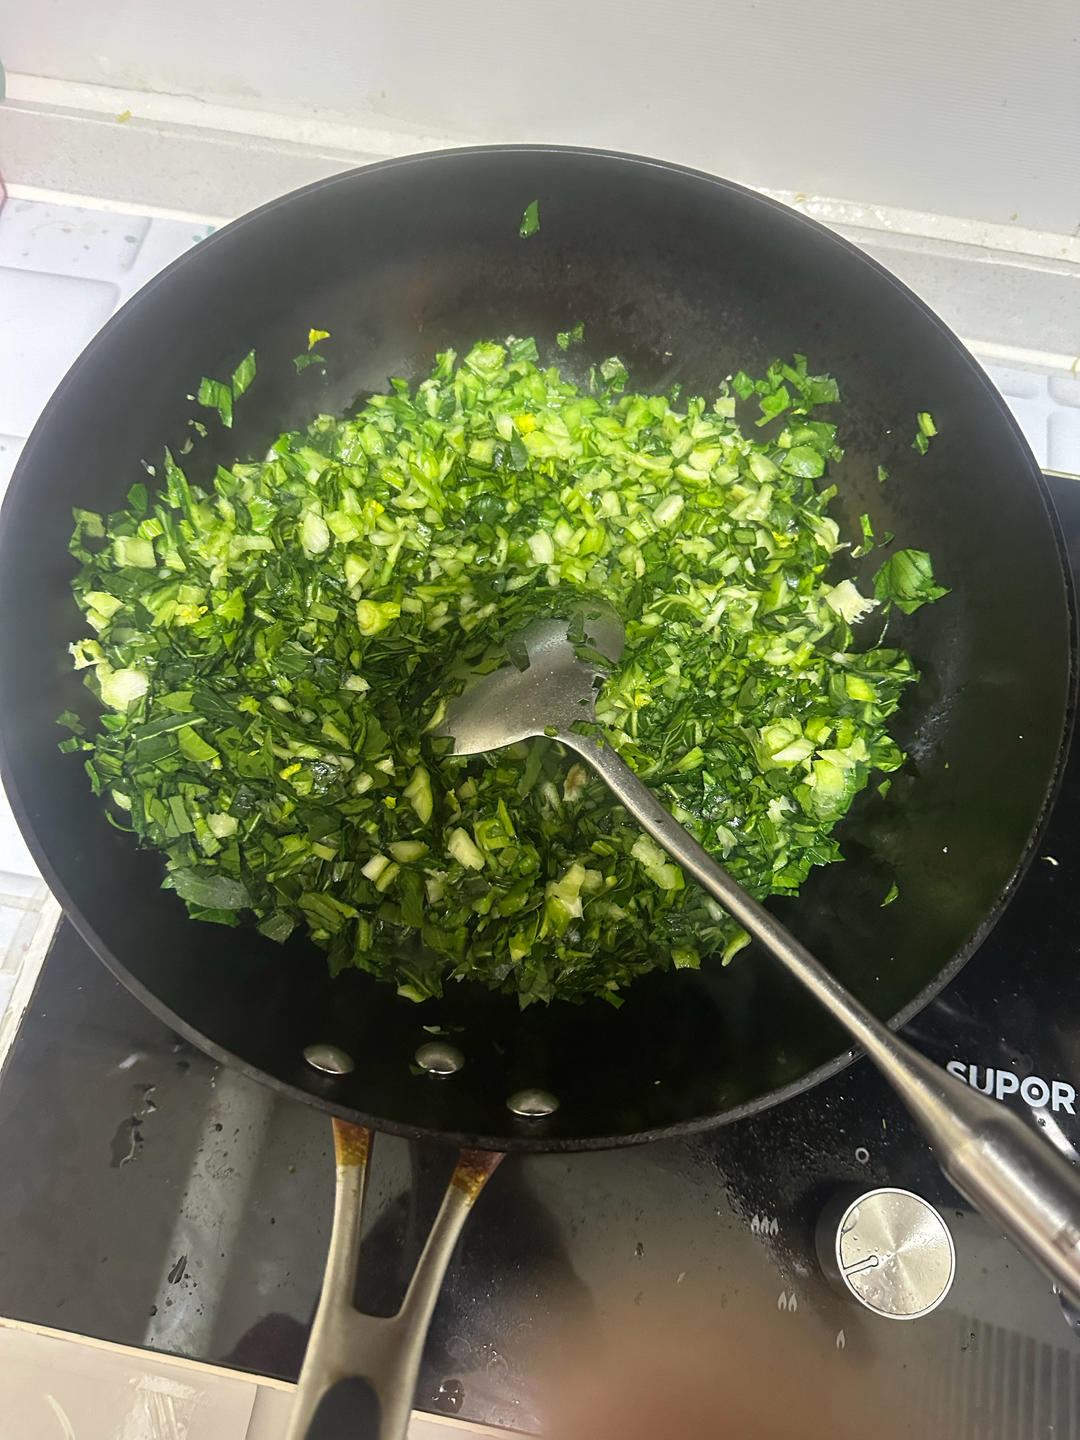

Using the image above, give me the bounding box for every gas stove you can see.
[0,475,1078,1436]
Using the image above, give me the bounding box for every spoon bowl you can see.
[438,603,624,756]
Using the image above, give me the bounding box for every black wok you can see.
[0,146,1071,1157]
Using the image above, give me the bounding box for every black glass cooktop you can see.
[2,476,1080,1437]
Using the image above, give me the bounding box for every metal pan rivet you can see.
[507,1088,559,1117]
[415,1041,465,1076]
[304,1043,355,1076]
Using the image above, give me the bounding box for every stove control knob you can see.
[816,1187,956,1320]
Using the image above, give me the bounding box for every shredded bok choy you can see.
[62,339,945,1006]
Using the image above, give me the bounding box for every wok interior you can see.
[0,148,1070,1148]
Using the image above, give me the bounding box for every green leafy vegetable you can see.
[557,322,585,351]
[231,350,257,399]
[873,548,949,614]
[168,867,251,911]
[294,353,325,374]
[66,340,941,1007]
[757,387,791,426]
[852,513,875,558]
[519,200,540,238]
[197,377,233,428]
[308,329,331,350]
[881,881,899,907]
[912,411,937,454]
[598,356,628,392]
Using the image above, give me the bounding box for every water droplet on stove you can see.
[433,1379,464,1414]
[445,1335,472,1365]
[486,1348,509,1379]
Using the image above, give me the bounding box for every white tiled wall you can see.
[982,363,1080,473]
[0,190,1078,1054]
[0,197,213,461]
[7,0,1080,235]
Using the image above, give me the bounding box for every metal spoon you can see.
[439,605,1080,1304]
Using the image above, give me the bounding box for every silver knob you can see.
[817,1187,956,1320]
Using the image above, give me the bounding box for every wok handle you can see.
[286,1121,503,1440]
[564,731,1080,1306]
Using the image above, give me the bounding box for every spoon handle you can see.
[562,729,1080,1305]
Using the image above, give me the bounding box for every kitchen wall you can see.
[4,0,1079,233]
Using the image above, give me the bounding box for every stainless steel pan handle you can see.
[287,1120,502,1440]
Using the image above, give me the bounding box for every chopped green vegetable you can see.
[519,200,540,238]
[881,881,899,907]
[873,548,949,614]
[852,512,875,558]
[308,329,331,350]
[557,322,585,351]
[294,353,325,374]
[757,387,791,426]
[66,340,941,1007]
[231,350,257,399]
[598,356,628,392]
[912,412,937,454]
[168,867,250,911]
[197,377,233,428]
[781,445,825,479]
